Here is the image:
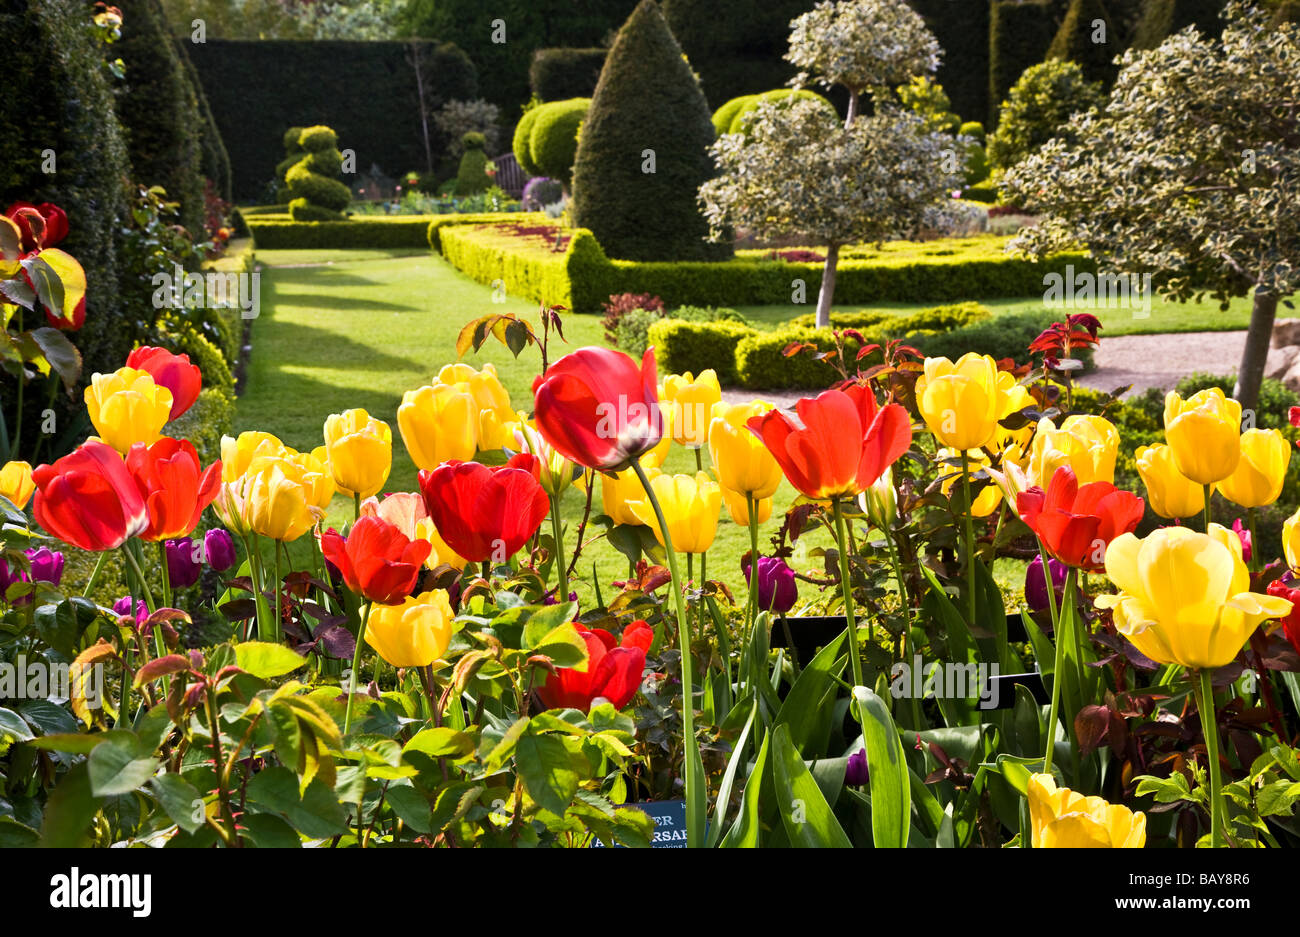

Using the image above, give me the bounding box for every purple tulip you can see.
[166,538,203,589]
[204,528,237,572]
[112,596,150,625]
[0,557,24,596]
[741,555,798,615]
[845,748,870,786]
[1232,518,1252,564]
[1024,554,1067,614]
[25,547,64,586]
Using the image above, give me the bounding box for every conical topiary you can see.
[570,0,730,262]
[455,132,494,195]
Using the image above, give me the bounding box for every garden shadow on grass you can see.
[253,319,424,373]
[269,290,414,313]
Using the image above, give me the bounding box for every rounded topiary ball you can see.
[527,98,588,187]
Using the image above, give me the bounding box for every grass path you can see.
[237,248,1028,604]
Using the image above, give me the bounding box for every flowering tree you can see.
[699,0,959,327]
[1003,2,1300,413]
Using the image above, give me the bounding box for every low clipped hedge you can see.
[646,319,757,386]
[426,212,549,250]
[246,216,438,249]
[438,224,574,308]
[788,302,992,333]
[430,221,1095,314]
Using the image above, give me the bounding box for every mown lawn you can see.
[237,248,1030,604]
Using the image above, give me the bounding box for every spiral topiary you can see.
[282,125,351,221]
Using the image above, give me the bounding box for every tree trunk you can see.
[409,42,434,176]
[845,89,858,129]
[1235,289,1277,415]
[816,243,840,329]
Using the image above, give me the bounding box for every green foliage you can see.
[907,0,991,123]
[727,89,835,135]
[437,223,576,309]
[166,386,236,467]
[988,0,1064,127]
[454,134,493,196]
[157,315,235,397]
[570,0,730,262]
[282,126,351,218]
[1047,0,1123,85]
[187,38,477,201]
[512,106,544,177]
[789,302,992,332]
[959,121,990,184]
[116,0,207,235]
[987,59,1105,173]
[0,0,133,423]
[897,76,960,134]
[527,99,589,186]
[174,38,232,202]
[962,182,998,203]
[249,215,436,249]
[648,319,757,386]
[530,47,607,101]
[711,94,756,136]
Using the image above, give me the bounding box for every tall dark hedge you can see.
[661,0,810,108]
[0,0,131,403]
[1046,0,1122,85]
[116,0,206,234]
[907,0,989,125]
[989,0,1066,125]
[400,0,637,111]
[187,39,477,202]
[530,48,607,101]
[1131,0,1226,48]
[571,0,729,262]
[175,39,232,202]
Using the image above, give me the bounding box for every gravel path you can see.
[720,330,1250,409]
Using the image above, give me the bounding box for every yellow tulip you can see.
[708,400,783,499]
[397,384,476,471]
[364,589,455,668]
[1135,444,1204,520]
[1027,774,1146,848]
[1029,414,1118,487]
[996,380,1036,453]
[1217,429,1290,509]
[415,516,468,571]
[600,466,657,527]
[627,471,722,554]
[297,447,337,512]
[1284,507,1300,572]
[722,486,771,526]
[84,367,173,454]
[1163,387,1242,485]
[937,448,1001,517]
[1096,524,1292,670]
[220,431,287,481]
[915,353,1005,451]
[244,458,317,542]
[0,460,35,510]
[435,362,514,449]
[662,370,721,448]
[322,408,391,499]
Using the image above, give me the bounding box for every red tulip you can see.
[538,620,652,711]
[319,515,432,605]
[533,346,663,471]
[1017,466,1144,571]
[747,383,912,499]
[31,439,148,551]
[126,346,203,419]
[4,201,68,251]
[1267,579,1300,655]
[418,455,550,563]
[125,437,221,541]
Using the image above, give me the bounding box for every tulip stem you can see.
[82,551,110,600]
[353,492,361,523]
[1194,668,1226,847]
[830,499,865,692]
[959,451,978,630]
[1247,508,1259,573]
[157,540,172,610]
[272,544,283,645]
[632,458,704,848]
[1203,484,1212,534]
[122,542,156,615]
[343,601,373,737]
[1042,566,1074,776]
[548,493,568,600]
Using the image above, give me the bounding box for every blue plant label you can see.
[589,799,688,848]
